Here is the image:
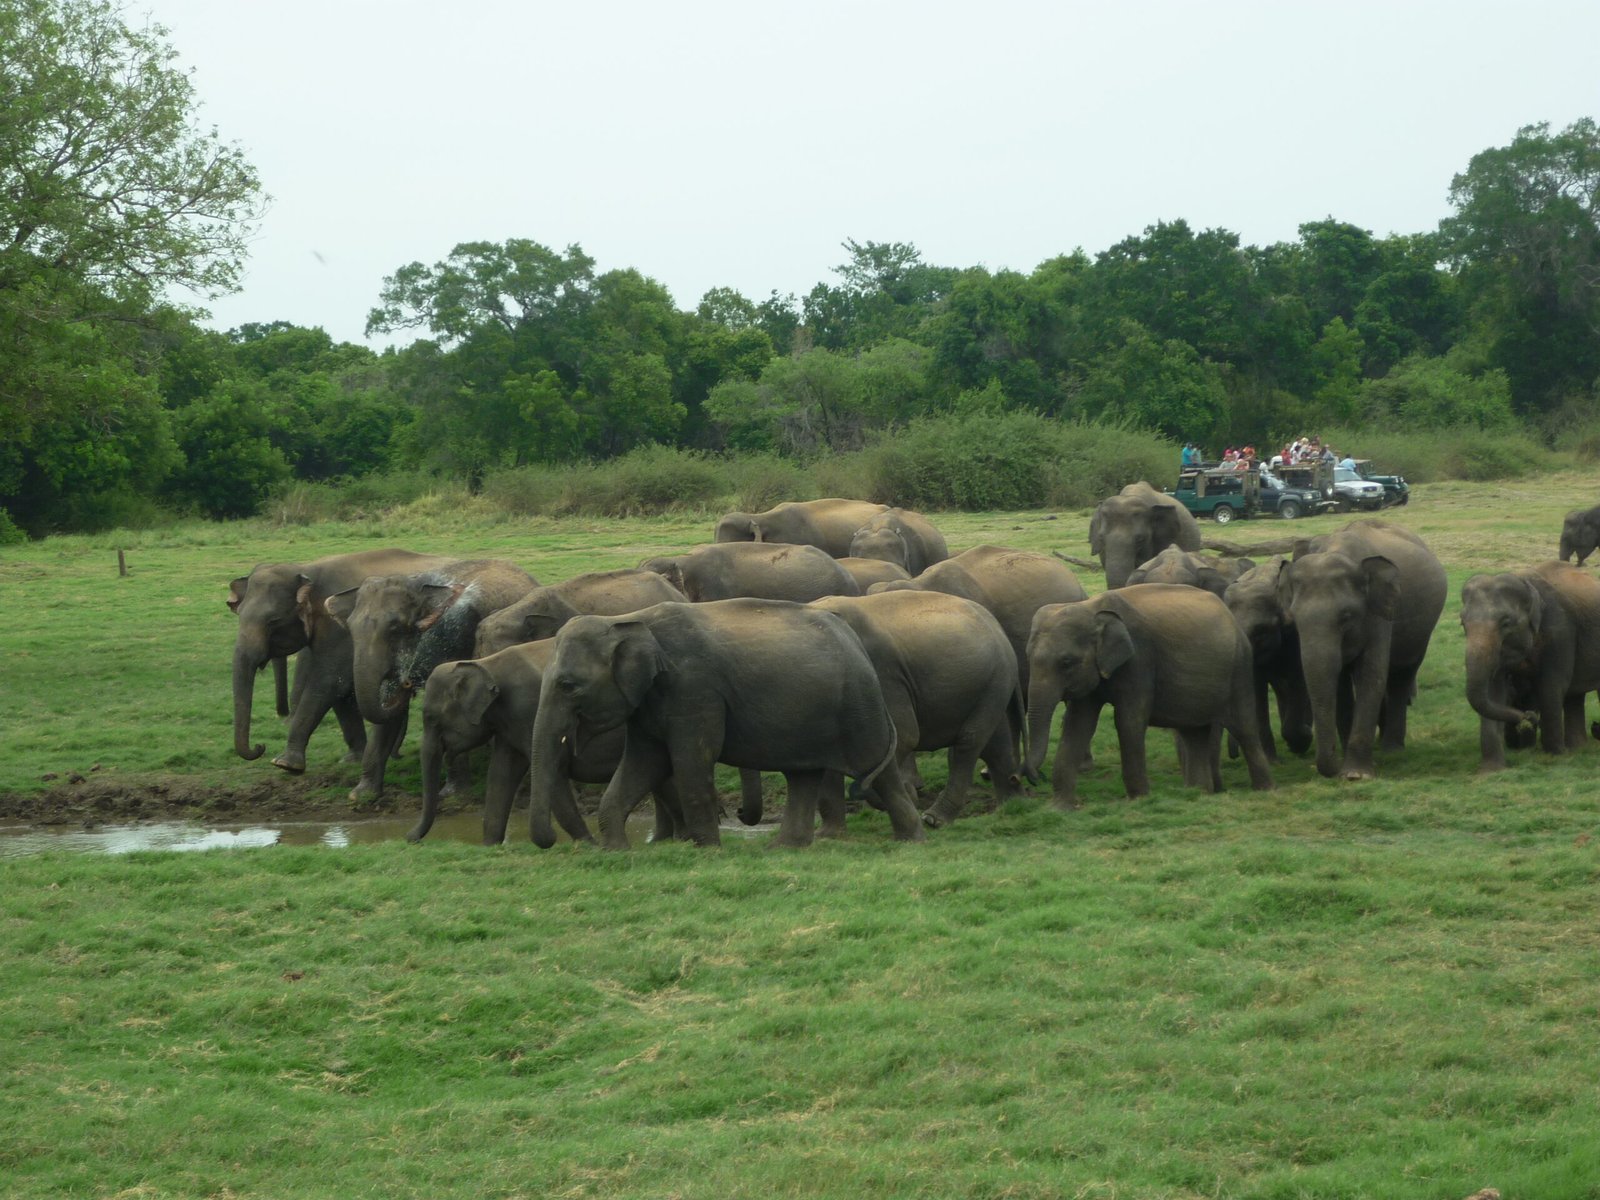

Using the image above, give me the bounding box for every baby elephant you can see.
[416,641,678,846]
[1024,584,1274,806]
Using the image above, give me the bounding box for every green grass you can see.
[3,477,1600,1197]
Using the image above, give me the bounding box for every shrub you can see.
[557,446,723,517]
[1318,425,1557,483]
[721,454,815,512]
[480,466,567,516]
[0,508,24,545]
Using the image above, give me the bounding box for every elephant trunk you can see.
[1299,641,1346,778]
[273,655,290,718]
[1464,626,1528,725]
[1101,540,1142,590]
[232,642,267,760]
[409,724,448,843]
[1024,676,1059,780]
[528,701,577,850]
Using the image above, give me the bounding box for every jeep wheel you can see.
[1212,505,1235,525]
[1278,500,1301,520]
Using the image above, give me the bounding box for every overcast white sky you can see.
[141,0,1600,349]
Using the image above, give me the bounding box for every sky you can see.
[140,0,1600,350]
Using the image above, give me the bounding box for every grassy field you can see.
[3,476,1599,1198]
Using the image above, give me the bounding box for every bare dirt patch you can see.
[0,770,413,827]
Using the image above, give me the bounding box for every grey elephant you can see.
[1023,585,1275,807]
[414,640,681,845]
[527,599,927,850]
[1125,545,1255,598]
[810,591,1024,830]
[228,549,451,791]
[641,541,861,602]
[1558,504,1600,565]
[324,558,539,801]
[1090,481,1204,589]
[1461,561,1600,772]
[846,508,950,575]
[1222,558,1313,763]
[473,568,686,657]
[1283,520,1447,779]
[837,557,911,591]
[868,544,1088,702]
[713,497,888,557]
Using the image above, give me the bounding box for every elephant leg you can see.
[1223,709,1275,792]
[332,694,367,763]
[478,743,527,846]
[1339,655,1389,781]
[865,757,926,842]
[1254,677,1278,763]
[351,715,406,803]
[922,739,985,829]
[1176,727,1214,790]
[273,681,337,773]
[773,769,824,849]
[647,778,683,844]
[1113,703,1152,799]
[1379,668,1418,752]
[818,770,848,839]
[1562,692,1587,753]
[737,769,765,825]
[597,737,674,850]
[1052,702,1101,809]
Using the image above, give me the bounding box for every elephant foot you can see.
[818,821,847,839]
[1050,796,1081,813]
[768,833,813,850]
[340,749,364,765]
[1476,761,1508,776]
[271,751,307,774]
[1340,766,1376,782]
[921,809,950,830]
[348,779,382,807]
[405,826,428,844]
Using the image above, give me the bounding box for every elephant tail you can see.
[1011,682,1038,785]
[846,739,898,803]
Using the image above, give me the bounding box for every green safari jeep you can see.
[1168,467,1258,524]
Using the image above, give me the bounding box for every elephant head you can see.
[528,616,665,849]
[228,566,318,760]
[1278,550,1400,778]
[1090,483,1202,589]
[474,588,583,657]
[714,512,764,543]
[849,523,910,571]
[1022,603,1134,780]
[326,574,468,722]
[413,660,500,842]
[1459,572,1543,730]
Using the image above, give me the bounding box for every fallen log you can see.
[1201,536,1299,558]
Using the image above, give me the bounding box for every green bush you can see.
[0,507,23,545]
[721,454,815,512]
[479,465,567,516]
[1318,425,1558,483]
[557,446,724,517]
[1048,422,1180,509]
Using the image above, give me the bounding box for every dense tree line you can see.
[2,2,1597,536]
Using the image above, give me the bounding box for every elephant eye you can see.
[556,674,579,694]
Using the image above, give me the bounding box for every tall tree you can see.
[1441,119,1600,408]
[0,0,262,531]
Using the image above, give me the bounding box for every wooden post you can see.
[117,549,127,577]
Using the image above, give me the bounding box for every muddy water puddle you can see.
[0,809,770,858]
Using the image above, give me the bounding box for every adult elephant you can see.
[868,544,1088,701]
[1222,558,1313,763]
[324,559,539,801]
[1124,545,1255,598]
[473,569,686,657]
[1023,585,1275,807]
[1282,520,1447,780]
[810,591,1024,831]
[1558,504,1600,565]
[641,542,860,603]
[1090,481,1203,589]
[1460,561,1600,772]
[713,498,888,558]
[414,640,681,846]
[228,549,452,789]
[847,508,950,575]
[527,600,927,850]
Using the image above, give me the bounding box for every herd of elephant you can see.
[225,487,1600,850]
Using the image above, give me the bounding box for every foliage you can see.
[1358,352,1517,430]
[0,0,261,535]
[553,445,724,517]
[1317,423,1556,483]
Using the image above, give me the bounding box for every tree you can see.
[0,0,262,532]
[1441,120,1600,407]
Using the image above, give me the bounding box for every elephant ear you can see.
[1094,609,1136,679]
[1088,506,1105,556]
[1291,538,1317,561]
[1194,568,1231,599]
[1274,559,1296,621]
[324,586,360,627]
[1361,556,1400,622]
[1232,557,1256,577]
[227,576,249,613]
[1124,569,1147,587]
[295,575,319,639]
[456,662,501,727]
[609,621,666,709]
[1521,574,1545,635]
[1149,501,1192,551]
[417,582,466,631]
